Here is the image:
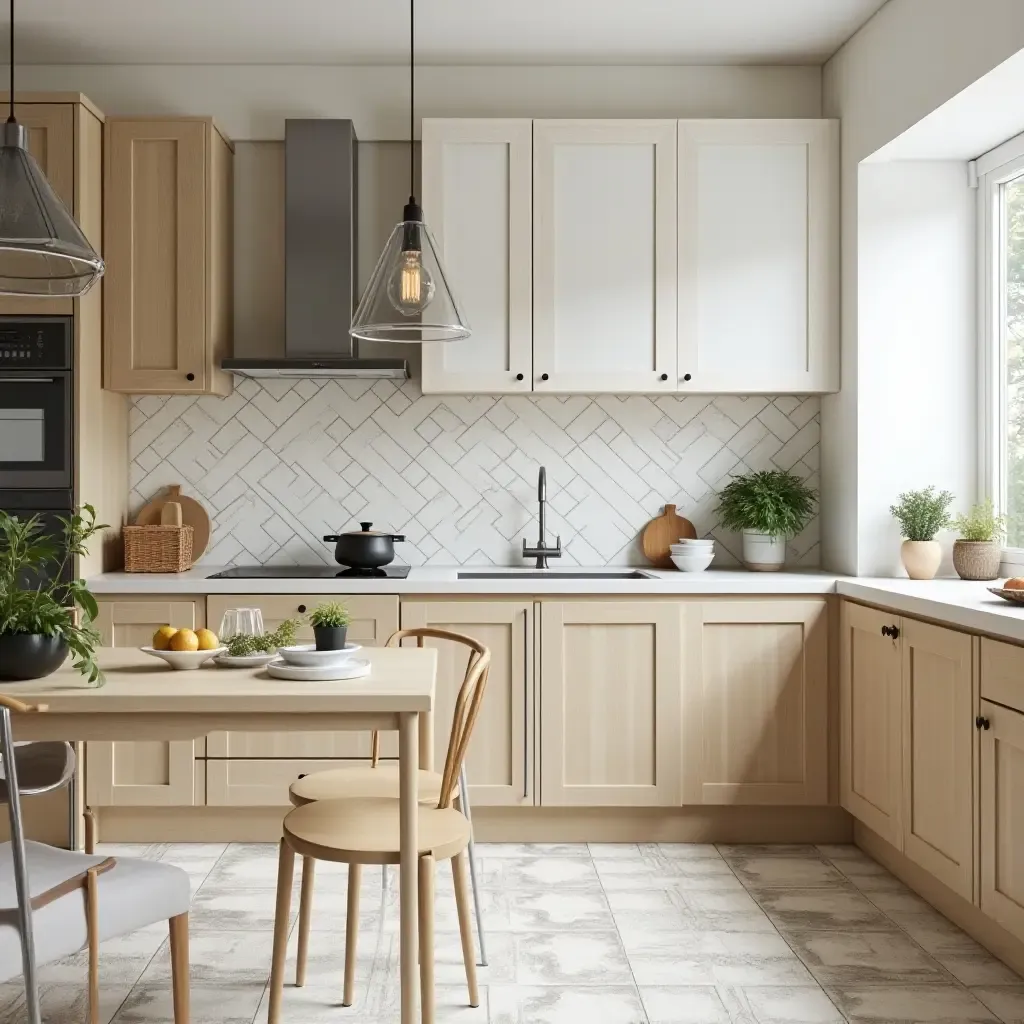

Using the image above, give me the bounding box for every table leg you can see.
[418,703,433,773]
[398,711,420,1024]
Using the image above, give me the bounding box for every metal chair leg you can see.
[458,764,487,966]
[1,708,41,1024]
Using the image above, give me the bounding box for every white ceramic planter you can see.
[901,539,942,580]
[742,531,786,571]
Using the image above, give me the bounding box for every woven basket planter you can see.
[952,539,1001,581]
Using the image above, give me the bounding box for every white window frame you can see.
[978,130,1024,570]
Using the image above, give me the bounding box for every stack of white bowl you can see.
[670,537,715,572]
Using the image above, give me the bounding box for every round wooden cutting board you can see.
[641,504,697,568]
[135,484,211,561]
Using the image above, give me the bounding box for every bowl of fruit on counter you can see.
[141,625,225,670]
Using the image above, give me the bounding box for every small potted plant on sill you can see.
[952,499,1005,581]
[715,469,817,571]
[0,506,105,684]
[889,486,954,580]
[308,601,351,651]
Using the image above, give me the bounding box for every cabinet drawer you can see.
[980,638,1024,714]
[206,759,361,807]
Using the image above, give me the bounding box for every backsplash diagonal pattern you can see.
[129,379,820,567]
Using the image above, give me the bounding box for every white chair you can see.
[0,693,192,1024]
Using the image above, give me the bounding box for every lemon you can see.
[169,628,199,652]
[195,628,220,651]
[152,625,178,651]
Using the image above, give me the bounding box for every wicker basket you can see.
[123,525,194,573]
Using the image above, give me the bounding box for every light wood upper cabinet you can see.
[87,598,205,807]
[677,119,838,393]
[840,602,903,848]
[900,619,974,900]
[104,117,233,395]
[420,119,532,394]
[540,601,682,806]
[205,594,399,762]
[683,600,828,805]
[400,601,533,806]
[533,120,677,393]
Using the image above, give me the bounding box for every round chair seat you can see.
[283,797,471,865]
[289,765,455,807]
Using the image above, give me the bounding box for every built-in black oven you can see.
[0,316,72,491]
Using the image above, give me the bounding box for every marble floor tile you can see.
[829,857,912,893]
[750,886,897,933]
[642,984,846,1023]
[478,842,593,860]
[594,856,745,892]
[611,887,775,935]
[971,984,1024,1023]
[187,886,295,932]
[720,844,825,860]
[0,980,134,1024]
[589,843,642,859]
[506,888,615,931]
[512,930,632,986]
[639,985,733,1023]
[499,855,603,891]
[489,984,646,1023]
[826,983,1001,1022]
[785,928,948,985]
[723,854,850,890]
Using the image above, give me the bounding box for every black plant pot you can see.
[313,625,348,652]
[0,633,69,682]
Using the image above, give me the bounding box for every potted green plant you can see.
[889,486,954,580]
[308,601,351,651]
[952,499,1005,581]
[715,470,817,571]
[0,506,105,683]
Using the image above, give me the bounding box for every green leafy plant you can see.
[953,499,1006,543]
[715,470,817,539]
[309,601,351,629]
[0,506,106,684]
[890,487,955,541]
[224,618,299,657]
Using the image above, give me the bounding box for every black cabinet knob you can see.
[890,625,900,639]
[297,604,306,613]
[660,373,668,381]
[516,373,524,381]
[541,373,549,381]
[682,373,692,382]
[185,372,195,382]
[881,625,890,637]
[297,773,307,779]
[976,716,991,730]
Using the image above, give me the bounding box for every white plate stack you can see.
[266,643,370,681]
[670,538,715,572]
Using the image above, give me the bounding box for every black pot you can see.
[0,633,69,682]
[323,522,405,569]
[313,625,349,651]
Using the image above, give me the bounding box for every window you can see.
[980,134,1024,557]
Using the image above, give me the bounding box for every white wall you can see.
[822,0,1024,573]
[856,162,976,575]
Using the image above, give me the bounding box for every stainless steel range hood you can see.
[223,119,408,380]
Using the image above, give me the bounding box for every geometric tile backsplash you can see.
[129,377,820,568]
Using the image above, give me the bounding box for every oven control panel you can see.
[0,318,72,371]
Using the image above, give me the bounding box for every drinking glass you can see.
[218,608,265,640]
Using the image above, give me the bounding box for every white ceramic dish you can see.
[277,643,362,668]
[265,657,371,682]
[140,646,227,671]
[671,552,715,573]
[213,651,277,668]
[673,539,714,547]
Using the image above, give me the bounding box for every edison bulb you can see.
[386,250,435,315]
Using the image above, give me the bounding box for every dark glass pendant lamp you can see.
[0,0,104,296]
[350,0,469,343]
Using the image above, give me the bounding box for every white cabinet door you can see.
[533,120,677,393]
[420,119,533,394]
[677,119,838,393]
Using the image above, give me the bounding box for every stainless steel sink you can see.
[457,570,653,580]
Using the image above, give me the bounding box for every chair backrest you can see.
[385,627,491,810]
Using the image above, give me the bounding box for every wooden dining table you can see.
[3,646,437,1024]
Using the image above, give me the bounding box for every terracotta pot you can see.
[741,531,786,572]
[952,539,1002,581]
[901,539,942,580]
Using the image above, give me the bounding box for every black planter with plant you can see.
[308,601,351,651]
[0,506,105,683]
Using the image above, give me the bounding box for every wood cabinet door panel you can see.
[206,758,352,807]
[980,638,1024,715]
[683,600,828,805]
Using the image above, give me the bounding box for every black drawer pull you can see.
[976,716,991,730]
[297,604,307,613]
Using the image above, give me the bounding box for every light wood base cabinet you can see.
[400,601,534,806]
[683,600,827,805]
[87,599,206,808]
[540,601,682,807]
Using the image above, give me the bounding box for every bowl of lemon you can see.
[141,626,225,670]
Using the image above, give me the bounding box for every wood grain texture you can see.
[641,504,697,568]
[980,637,1024,715]
[168,913,190,1024]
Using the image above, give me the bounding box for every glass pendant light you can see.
[350,0,469,343]
[0,0,104,296]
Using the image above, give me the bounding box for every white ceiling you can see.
[10,0,889,66]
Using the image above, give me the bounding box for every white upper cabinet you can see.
[676,119,839,393]
[420,119,533,394]
[532,120,678,393]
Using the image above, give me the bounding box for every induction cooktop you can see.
[206,565,411,579]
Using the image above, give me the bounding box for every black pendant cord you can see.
[408,0,415,205]
[8,0,14,124]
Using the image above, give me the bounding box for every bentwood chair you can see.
[0,694,192,1024]
[268,630,491,1024]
